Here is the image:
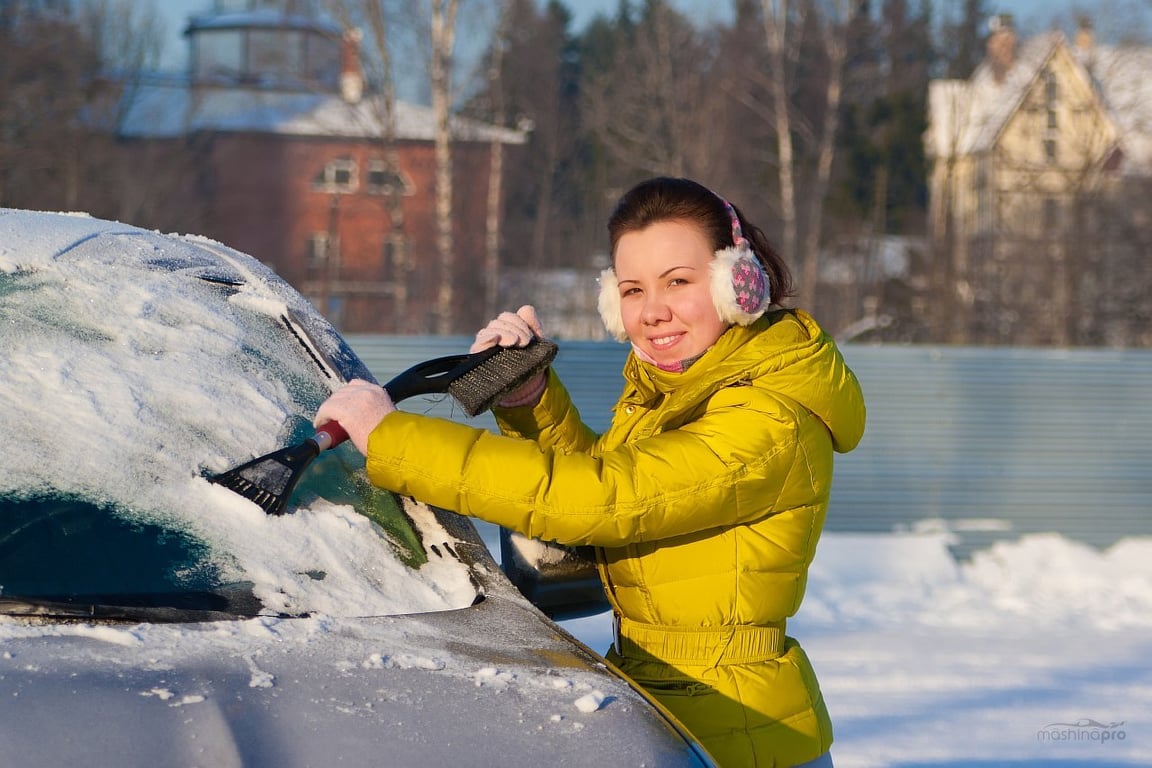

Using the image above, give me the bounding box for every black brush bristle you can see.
[447,338,559,416]
[209,439,321,515]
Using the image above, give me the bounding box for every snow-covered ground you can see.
[550,529,1152,767]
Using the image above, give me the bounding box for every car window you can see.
[1,495,221,599]
[0,220,476,619]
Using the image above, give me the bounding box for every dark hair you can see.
[606,177,795,302]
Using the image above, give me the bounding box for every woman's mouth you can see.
[648,333,682,350]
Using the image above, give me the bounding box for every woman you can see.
[316,177,866,767]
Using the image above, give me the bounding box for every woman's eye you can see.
[621,287,641,297]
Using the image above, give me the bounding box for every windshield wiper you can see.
[0,590,281,623]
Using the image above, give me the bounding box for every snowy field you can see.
[543,529,1152,767]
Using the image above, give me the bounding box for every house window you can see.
[381,234,411,282]
[194,30,244,79]
[1042,197,1060,233]
[249,28,302,80]
[1044,70,1058,105]
[1042,69,1059,164]
[975,163,991,233]
[366,161,409,195]
[307,232,334,265]
[383,236,395,272]
[312,157,358,193]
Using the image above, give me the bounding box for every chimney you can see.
[340,28,364,104]
[986,14,1017,83]
[1075,16,1095,62]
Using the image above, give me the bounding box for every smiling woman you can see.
[310,177,866,768]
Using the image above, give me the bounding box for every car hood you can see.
[0,588,707,767]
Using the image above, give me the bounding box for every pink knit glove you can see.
[470,305,548,408]
[470,305,543,352]
[314,379,395,456]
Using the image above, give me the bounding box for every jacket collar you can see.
[617,309,866,453]
[620,311,790,406]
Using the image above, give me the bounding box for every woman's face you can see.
[613,219,729,366]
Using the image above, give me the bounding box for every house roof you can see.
[184,10,342,36]
[927,33,1063,158]
[117,81,527,145]
[926,32,1152,175]
[1087,45,1152,173]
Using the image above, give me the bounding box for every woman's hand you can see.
[470,305,544,352]
[314,379,395,456]
[471,305,548,408]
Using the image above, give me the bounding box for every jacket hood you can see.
[621,309,866,453]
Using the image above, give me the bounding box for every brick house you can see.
[119,4,525,335]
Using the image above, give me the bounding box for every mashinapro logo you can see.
[1037,719,1127,743]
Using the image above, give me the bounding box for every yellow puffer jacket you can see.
[364,309,866,767]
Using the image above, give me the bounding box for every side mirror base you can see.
[499,528,610,621]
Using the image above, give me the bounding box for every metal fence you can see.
[347,335,1152,558]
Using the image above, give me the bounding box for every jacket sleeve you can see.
[490,368,599,454]
[364,383,832,548]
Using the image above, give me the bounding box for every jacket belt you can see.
[614,616,787,666]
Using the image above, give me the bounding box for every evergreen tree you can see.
[942,0,989,78]
[835,0,931,234]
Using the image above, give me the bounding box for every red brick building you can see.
[120,5,525,334]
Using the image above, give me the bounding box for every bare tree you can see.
[760,0,861,310]
[430,0,460,334]
[325,0,417,330]
[0,0,163,217]
[471,0,585,273]
[760,0,799,278]
[328,0,510,334]
[482,0,512,320]
[581,0,714,180]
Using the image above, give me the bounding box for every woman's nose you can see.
[641,292,672,324]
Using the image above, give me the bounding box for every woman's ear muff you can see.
[597,267,629,342]
[710,245,771,326]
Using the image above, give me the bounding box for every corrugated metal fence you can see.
[347,335,1152,557]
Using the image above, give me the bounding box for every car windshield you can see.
[0,212,476,620]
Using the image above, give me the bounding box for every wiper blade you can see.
[0,590,276,623]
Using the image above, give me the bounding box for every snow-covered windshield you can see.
[0,210,476,619]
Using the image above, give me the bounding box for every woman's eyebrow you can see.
[617,264,697,284]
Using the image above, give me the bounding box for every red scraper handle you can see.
[312,421,349,452]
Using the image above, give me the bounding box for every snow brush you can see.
[209,338,558,516]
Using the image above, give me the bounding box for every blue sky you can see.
[143,0,1144,74]
[145,0,721,70]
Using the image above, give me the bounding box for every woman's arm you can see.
[491,368,599,454]
[365,386,829,548]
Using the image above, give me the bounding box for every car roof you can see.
[0,208,478,619]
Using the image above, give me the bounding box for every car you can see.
[0,208,714,767]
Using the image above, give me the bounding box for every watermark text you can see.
[1037,719,1127,744]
